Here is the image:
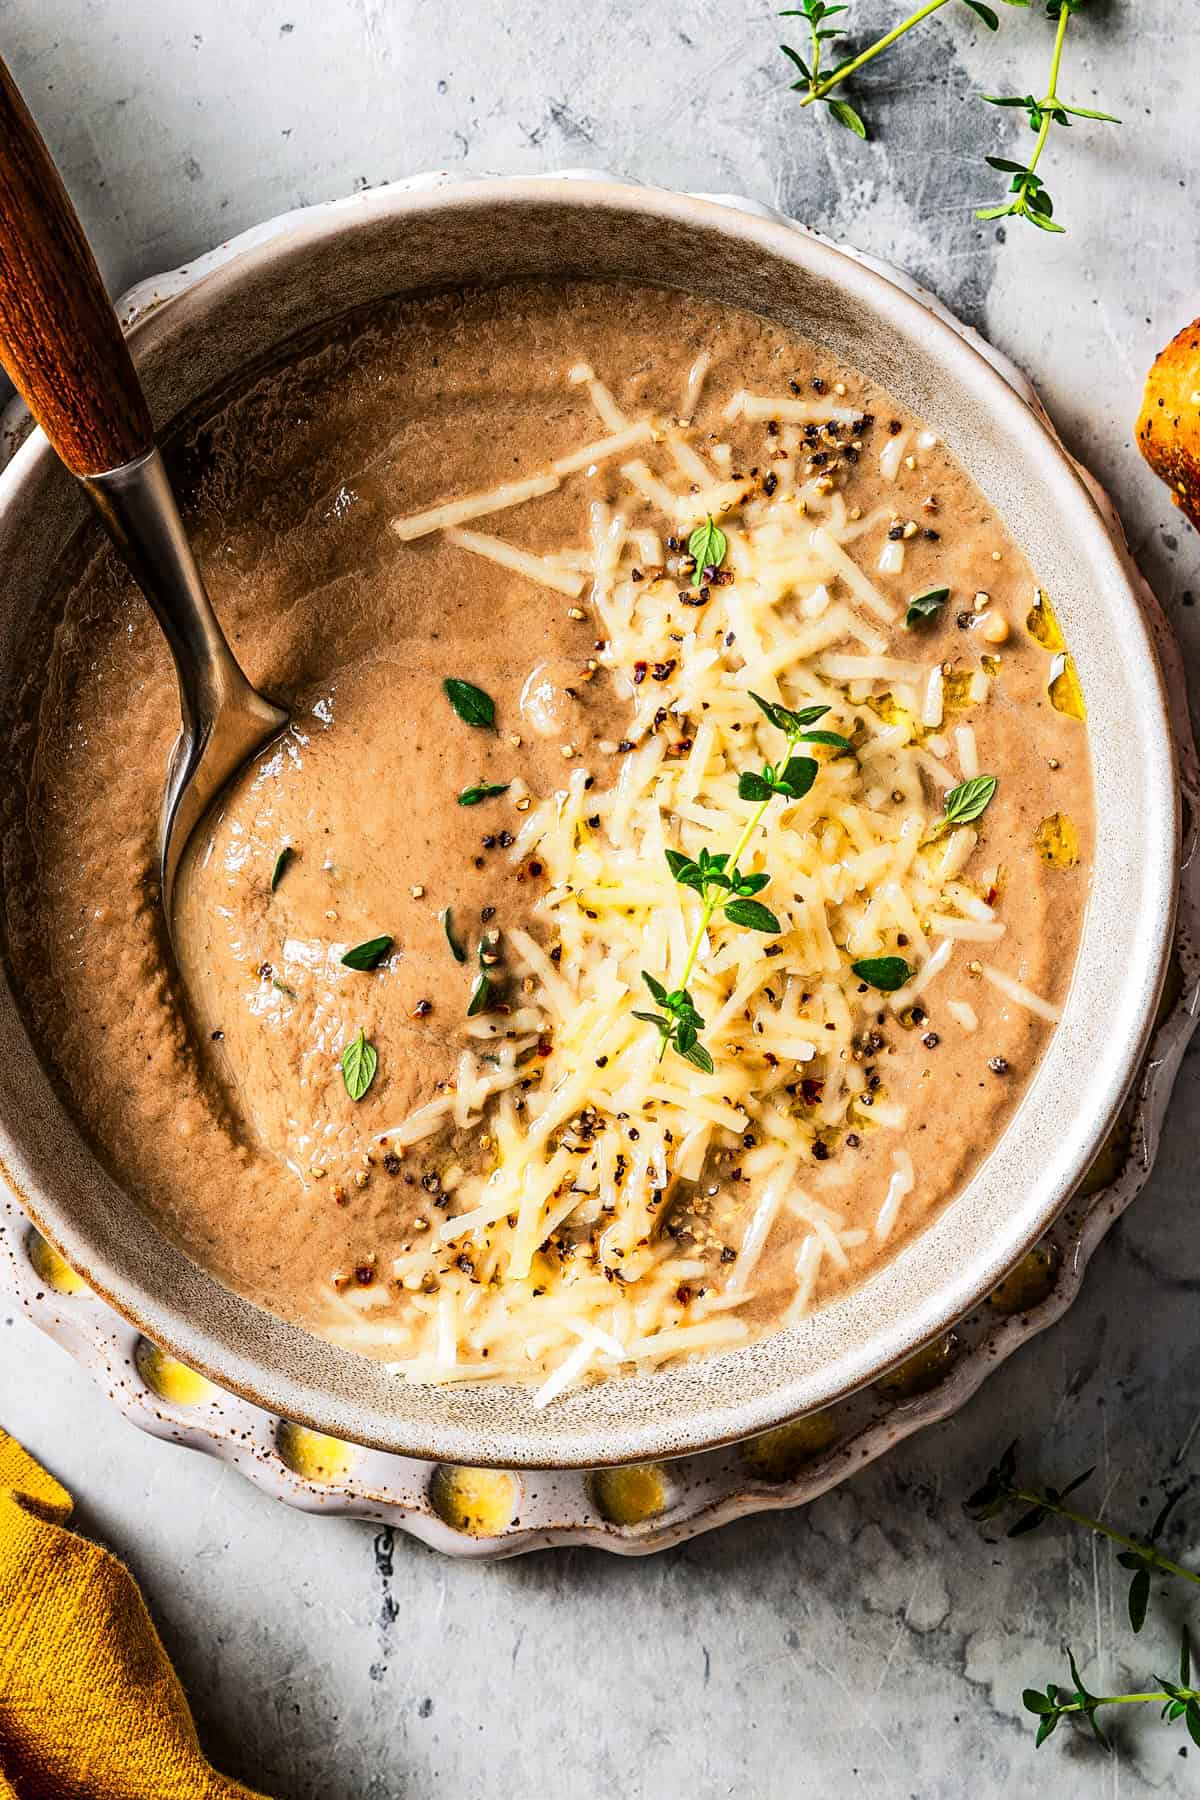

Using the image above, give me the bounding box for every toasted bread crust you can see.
[1137,318,1200,530]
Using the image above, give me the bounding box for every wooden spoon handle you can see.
[0,56,152,477]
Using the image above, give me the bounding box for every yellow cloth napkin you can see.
[0,1428,269,1799]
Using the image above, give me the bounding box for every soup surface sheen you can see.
[1,281,1092,1400]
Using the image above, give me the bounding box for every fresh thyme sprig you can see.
[968,1443,1200,1753]
[781,0,1016,139]
[779,1,862,137]
[1021,1635,1200,1753]
[966,1442,1199,1635]
[779,0,1118,235]
[637,694,845,1072]
[977,1,1120,234]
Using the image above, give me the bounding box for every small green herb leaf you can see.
[680,1040,715,1074]
[826,97,867,138]
[1008,1504,1050,1537]
[724,898,782,934]
[687,515,728,576]
[939,774,998,833]
[632,1008,670,1035]
[665,849,704,892]
[961,0,1000,28]
[796,728,853,750]
[467,971,493,1018]
[1060,102,1120,123]
[1128,1566,1151,1634]
[443,678,496,730]
[730,869,771,897]
[442,908,466,964]
[458,781,510,806]
[270,846,295,891]
[750,692,830,735]
[779,42,812,83]
[641,970,668,1007]
[905,586,950,627]
[341,935,393,972]
[851,955,914,992]
[1186,1699,1200,1751]
[776,756,819,800]
[271,978,297,1000]
[341,1028,378,1102]
[737,771,774,803]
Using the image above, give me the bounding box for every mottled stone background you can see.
[2,3,1199,1795]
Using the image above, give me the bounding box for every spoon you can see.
[0,57,287,921]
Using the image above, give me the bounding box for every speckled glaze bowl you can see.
[0,174,1184,1479]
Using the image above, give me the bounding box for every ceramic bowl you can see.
[0,176,1180,1471]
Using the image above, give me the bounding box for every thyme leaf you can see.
[458,781,510,806]
[270,846,295,891]
[441,908,467,964]
[443,678,496,730]
[687,515,728,576]
[905,586,950,627]
[933,773,998,836]
[341,1028,378,1102]
[724,898,782,934]
[467,972,493,1017]
[340,935,393,972]
[851,955,914,992]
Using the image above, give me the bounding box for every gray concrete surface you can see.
[2,2,1200,1794]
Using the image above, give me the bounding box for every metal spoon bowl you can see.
[0,57,286,924]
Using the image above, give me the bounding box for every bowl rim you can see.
[0,174,1179,1468]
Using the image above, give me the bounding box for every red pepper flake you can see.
[632,661,648,685]
[651,660,676,682]
[801,1077,825,1106]
[353,1264,375,1286]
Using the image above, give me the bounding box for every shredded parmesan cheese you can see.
[445,528,587,597]
[982,964,1062,1023]
[390,472,559,541]
[369,364,1045,1394]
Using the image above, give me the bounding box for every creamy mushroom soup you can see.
[0,281,1092,1401]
